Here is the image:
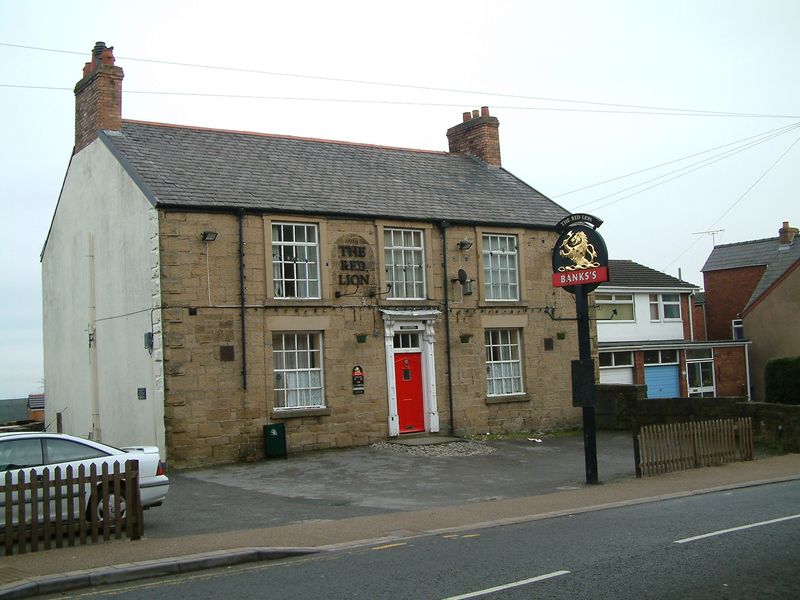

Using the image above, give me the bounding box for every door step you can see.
[389,434,463,447]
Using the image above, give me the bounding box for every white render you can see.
[596,289,687,343]
[41,138,165,454]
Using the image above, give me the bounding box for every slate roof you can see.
[743,241,800,312]
[599,259,699,290]
[99,120,569,228]
[701,237,779,272]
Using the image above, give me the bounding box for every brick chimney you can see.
[446,106,501,167]
[73,41,124,154]
[778,220,798,245]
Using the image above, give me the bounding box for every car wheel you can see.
[91,485,127,522]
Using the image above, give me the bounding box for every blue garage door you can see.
[644,365,679,398]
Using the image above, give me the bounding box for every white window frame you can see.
[273,332,325,409]
[649,293,681,322]
[599,351,634,368]
[643,349,679,365]
[686,348,715,397]
[649,294,660,321]
[732,318,744,340]
[484,329,524,397]
[482,233,519,301]
[271,222,321,300]
[384,228,426,300]
[595,294,635,321]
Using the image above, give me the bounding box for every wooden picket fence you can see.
[2,460,143,556]
[636,417,753,477]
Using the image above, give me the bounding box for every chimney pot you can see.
[462,111,471,123]
[480,106,489,117]
[99,46,115,66]
[472,109,480,119]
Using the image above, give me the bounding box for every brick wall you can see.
[446,108,502,166]
[73,44,123,154]
[712,346,749,397]
[680,295,693,340]
[691,297,707,341]
[703,266,765,340]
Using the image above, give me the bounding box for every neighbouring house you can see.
[596,260,750,399]
[41,42,584,467]
[26,394,45,422]
[701,221,798,342]
[0,394,44,428]
[702,221,799,401]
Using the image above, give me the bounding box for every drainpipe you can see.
[87,232,101,441]
[238,209,248,390]
[439,221,455,435]
[744,342,752,401]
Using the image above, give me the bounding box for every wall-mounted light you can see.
[457,238,473,250]
[201,230,218,242]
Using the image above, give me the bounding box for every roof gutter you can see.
[154,203,564,231]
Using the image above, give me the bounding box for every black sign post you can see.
[552,214,609,485]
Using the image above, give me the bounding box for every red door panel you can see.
[395,353,424,433]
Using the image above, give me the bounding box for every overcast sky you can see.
[1,0,798,398]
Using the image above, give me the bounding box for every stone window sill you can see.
[271,407,331,419]
[485,394,530,405]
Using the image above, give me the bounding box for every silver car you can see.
[0,432,169,525]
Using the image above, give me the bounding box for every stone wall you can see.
[158,210,583,467]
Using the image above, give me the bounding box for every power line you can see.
[662,131,800,272]
[553,122,800,197]
[2,83,798,119]
[573,123,800,211]
[2,42,799,119]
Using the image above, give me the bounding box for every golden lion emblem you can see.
[558,230,600,271]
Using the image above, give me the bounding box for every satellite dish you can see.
[457,269,468,285]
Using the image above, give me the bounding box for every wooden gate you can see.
[636,417,753,477]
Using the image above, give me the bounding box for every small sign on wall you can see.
[352,365,365,395]
[137,387,147,400]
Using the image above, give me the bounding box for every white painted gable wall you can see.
[42,139,165,454]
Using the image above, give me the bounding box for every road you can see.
[62,480,800,599]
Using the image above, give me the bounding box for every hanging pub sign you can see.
[551,213,609,294]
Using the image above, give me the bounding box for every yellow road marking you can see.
[371,542,408,551]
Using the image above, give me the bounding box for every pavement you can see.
[1,431,799,598]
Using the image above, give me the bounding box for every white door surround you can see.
[381,309,441,437]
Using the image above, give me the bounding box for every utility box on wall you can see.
[263,423,288,459]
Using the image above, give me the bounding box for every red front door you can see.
[395,352,425,433]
